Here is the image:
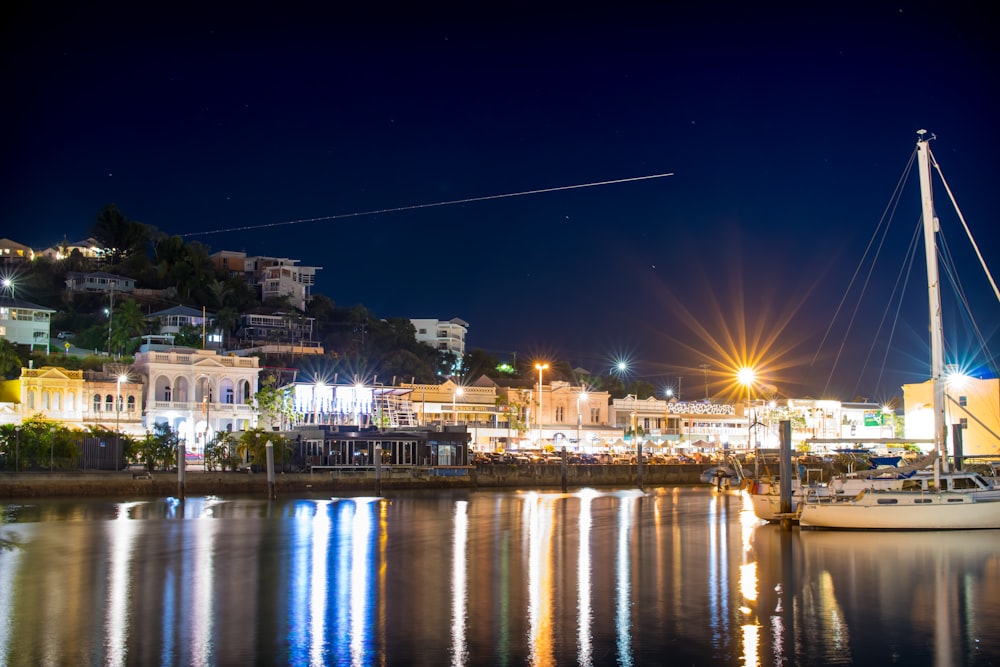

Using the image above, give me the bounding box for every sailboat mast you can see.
[916,130,948,469]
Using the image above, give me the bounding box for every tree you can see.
[236,429,292,471]
[110,299,146,356]
[91,204,150,266]
[461,349,500,379]
[254,373,296,430]
[136,423,178,471]
[0,338,23,379]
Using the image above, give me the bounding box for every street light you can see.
[699,364,710,400]
[737,367,755,450]
[577,388,588,450]
[453,386,464,426]
[535,363,548,445]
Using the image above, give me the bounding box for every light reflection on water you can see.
[1,489,998,666]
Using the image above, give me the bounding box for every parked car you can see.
[57,331,74,339]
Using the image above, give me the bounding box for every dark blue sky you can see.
[3,2,997,400]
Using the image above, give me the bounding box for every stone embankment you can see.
[0,464,708,498]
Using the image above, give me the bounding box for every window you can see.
[590,407,600,424]
[164,385,171,401]
[960,418,968,429]
[959,395,968,407]
[127,396,136,412]
[555,406,565,421]
[105,395,113,411]
[224,387,234,404]
[94,394,101,412]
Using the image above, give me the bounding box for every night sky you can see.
[3,2,997,401]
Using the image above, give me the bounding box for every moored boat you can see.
[799,131,1000,530]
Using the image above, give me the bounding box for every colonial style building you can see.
[132,345,261,454]
[0,365,143,436]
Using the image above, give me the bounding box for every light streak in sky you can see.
[180,173,674,237]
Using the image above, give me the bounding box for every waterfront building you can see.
[132,345,261,453]
[0,365,143,436]
[903,375,1000,457]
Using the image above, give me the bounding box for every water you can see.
[1,488,997,666]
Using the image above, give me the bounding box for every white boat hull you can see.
[799,491,1000,530]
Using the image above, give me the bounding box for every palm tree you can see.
[110,299,146,356]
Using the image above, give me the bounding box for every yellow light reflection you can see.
[526,494,555,667]
[105,502,142,667]
[577,489,597,667]
[740,563,758,604]
[741,623,760,667]
[451,500,468,666]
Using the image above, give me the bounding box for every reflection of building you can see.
[133,345,260,450]
[0,295,55,351]
[904,376,1000,457]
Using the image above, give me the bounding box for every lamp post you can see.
[700,364,710,400]
[577,389,588,451]
[116,373,127,458]
[737,367,755,451]
[453,386,463,426]
[535,363,548,445]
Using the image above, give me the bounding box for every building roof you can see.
[0,294,56,312]
[148,305,215,318]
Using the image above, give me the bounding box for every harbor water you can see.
[1,487,997,666]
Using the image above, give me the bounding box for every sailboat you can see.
[799,131,1000,530]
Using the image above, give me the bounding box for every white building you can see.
[64,271,136,294]
[410,317,468,357]
[132,345,261,453]
[0,295,55,352]
[210,251,321,311]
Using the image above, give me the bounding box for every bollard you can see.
[266,440,276,500]
[560,446,567,493]
[637,439,644,491]
[178,443,186,501]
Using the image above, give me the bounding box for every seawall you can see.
[0,464,706,498]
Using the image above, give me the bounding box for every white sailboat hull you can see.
[799,491,1000,530]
